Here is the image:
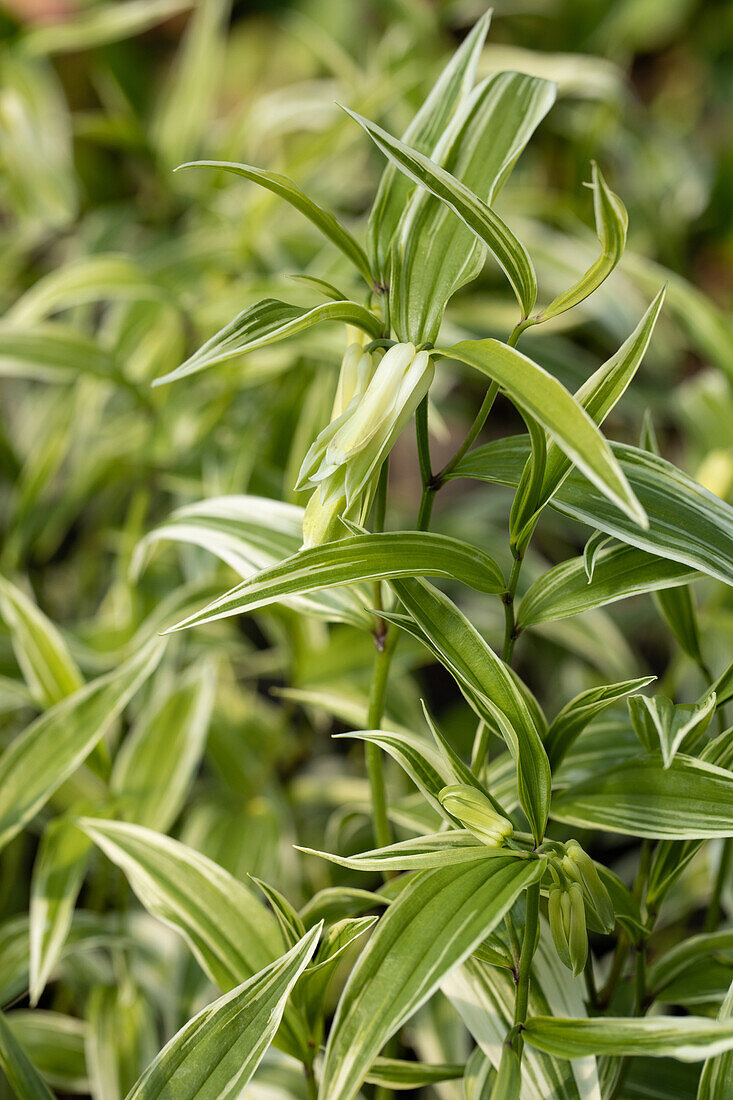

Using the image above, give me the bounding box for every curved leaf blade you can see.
[552,753,733,838]
[517,544,697,627]
[442,339,647,528]
[389,71,555,343]
[367,10,491,277]
[698,979,733,1098]
[344,108,538,319]
[319,856,545,1100]
[0,574,83,708]
[29,817,91,1006]
[450,437,733,588]
[110,661,216,832]
[523,1015,733,1063]
[390,578,551,844]
[177,161,372,285]
[536,162,628,323]
[0,1012,55,1100]
[165,531,505,632]
[126,926,321,1100]
[154,299,381,386]
[0,638,164,852]
[299,830,517,872]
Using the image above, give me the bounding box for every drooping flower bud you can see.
[438,784,513,848]
[297,341,434,546]
[562,840,614,934]
[549,880,588,976]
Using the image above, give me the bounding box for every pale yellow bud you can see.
[438,784,513,847]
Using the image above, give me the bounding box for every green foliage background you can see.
[0,1,732,1098]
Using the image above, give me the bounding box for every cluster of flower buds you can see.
[548,880,587,976]
[439,784,514,848]
[561,840,614,934]
[548,840,615,975]
[297,340,434,547]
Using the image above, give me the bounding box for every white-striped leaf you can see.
[126,926,321,1100]
[77,819,308,1059]
[154,299,381,386]
[176,161,372,284]
[442,339,647,528]
[0,638,164,852]
[523,1015,733,1063]
[552,753,733,838]
[319,856,545,1100]
[517,544,697,627]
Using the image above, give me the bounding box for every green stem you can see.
[598,933,629,1010]
[584,951,599,1008]
[373,458,389,533]
[415,395,432,487]
[365,625,398,851]
[416,485,436,531]
[513,882,540,1057]
[502,555,523,664]
[435,381,499,485]
[705,837,733,932]
[634,942,647,1014]
[304,1062,317,1100]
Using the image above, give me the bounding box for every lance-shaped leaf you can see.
[441,340,647,528]
[29,816,91,1006]
[176,161,372,285]
[629,690,717,767]
[0,324,117,384]
[522,1015,733,1063]
[539,287,666,505]
[343,108,537,320]
[7,255,163,324]
[517,544,697,628]
[86,981,156,1100]
[299,887,388,928]
[389,71,555,343]
[698,978,733,1099]
[165,531,505,632]
[4,1012,87,1094]
[133,494,367,628]
[535,162,627,323]
[365,1058,465,1090]
[583,531,612,582]
[154,298,381,386]
[551,753,733,838]
[390,578,551,843]
[544,675,655,769]
[126,925,321,1100]
[299,830,520,872]
[110,661,215,831]
[449,437,733,588]
[442,918,600,1100]
[648,932,733,1000]
[22,0,192,56]
[0,638,164,852]
[319,855,545,1100]
[0,574,83,708]
[655,584,704,663]
[302,917,376,1021]
[0,1011,55,1100]
[367,9,491,277]
[78,819,307,1059]
[335,727,453,821]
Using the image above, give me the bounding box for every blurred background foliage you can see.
[0,1,732,1096]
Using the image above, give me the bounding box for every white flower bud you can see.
[297,341,434,545]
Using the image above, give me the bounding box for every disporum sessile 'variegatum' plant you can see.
[2,7,733,1100]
